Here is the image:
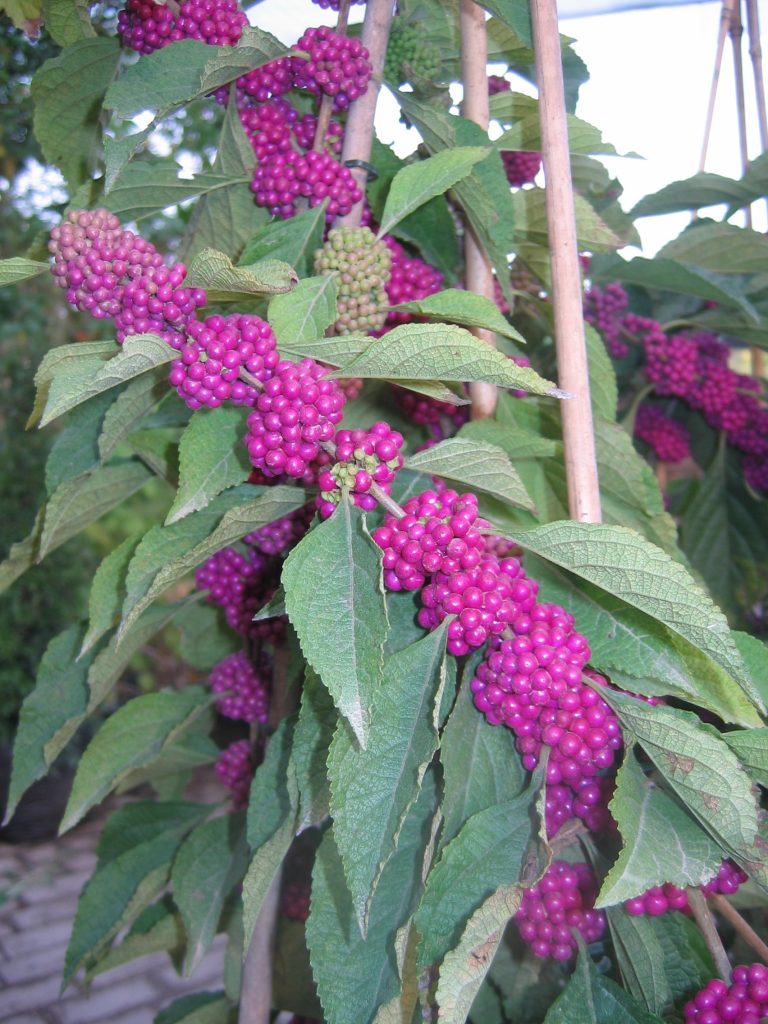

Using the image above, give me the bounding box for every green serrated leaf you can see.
[32,37,121,189]
[45,390,116,493]
[173,814,249,974]
[4,626,95,824]
[185,247,297,300]
[512,187,622,252]
[282,498,388,747]
[378,147,489,237]
[97,372,169,464]
[105,162,246,220]
[291,668,336,830]
[723,728,768,788]
[238,202,327,277]
[585,323,618,421]
[61,687,211,832]
[475,0,532,46]
[87,899,184,980]
[82,534,143,655]
[391,287,525,343]
[333,322,560,395]
[28,339,115,429]
[598,750,722,906]
[513,521,764,713]
[328,623,449,932]
[405,437,534,510]
[42,0,94,45]
[167,408,251,524]
[631,172,753,218]
[658,221,768,274]
[269,274,338,347]
[0,256,49,287]
[155,991,232,1024]
[39,333,173,428]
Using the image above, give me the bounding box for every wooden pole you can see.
[699,0,739,173]
[530,0,602,524]
[460,0,498,421]
[335,0,395,229]
[746,0,767,379]
[729,1,752,226]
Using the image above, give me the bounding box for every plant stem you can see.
[312,0,352,152]
[335,0,396,229]
[711,893,768,966]
[239,368,265,390]
[318,438,407,520]
[530,0,602,524]
[459,0,498,422]
[688,886,731,982]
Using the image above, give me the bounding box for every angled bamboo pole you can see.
[530,0,601,524]
[460,0,498,421]
[746,0,768,151]
[699,0,739,173]
[335,0,396,229]
[729,0,752,227]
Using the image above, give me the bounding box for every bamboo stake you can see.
[530,0,601,524]
[711,893,768,965]
[730,1,752,227]
[460,0,498,421]
[335,0,395,229]
[699,0,739,173]
[238,877,281,1024]
[746,0,767,378]
[689,887,732,982]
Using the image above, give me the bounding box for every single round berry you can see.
[244,358,346,479]
[210,650,271,723]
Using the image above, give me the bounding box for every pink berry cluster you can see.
[195,545,282,640]
[514,860,606,961]
[624,860,747,917]
[500,150,542,188]
[583,281,630,359]
[169,313,278,410]
[215,739,253,809]
[118,0,247,54]
[634,404,691,464]
[392,386,469,438]
[381,235,444,329]
[210,650,271,723]
[684,964,768,1023]
[243,358,346,479]
[244,505,314,556]
[48,208,206,348]
[292,26,372,111]
[317,421,404,518]
[250,143,362,222]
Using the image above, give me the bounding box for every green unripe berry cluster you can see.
[384,19,441,86]
[314,226,392,335]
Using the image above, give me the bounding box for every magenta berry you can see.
[624,882,690,918]
[684,964,768,1023]
[634,404,691,463]
[317,421,404,518]
[244,358,346,479]
[244,505,314,556]
[292,26,372,111]
[169,313,278,410]
[215,739,253,810]
[210,651,271,724]
[702,859,748,897]
[392,385,469,436]
[515,860,606,961]
[501,150,541,188]
[487,74,510,95]
[118,0,246,54]
[195,546,283,641]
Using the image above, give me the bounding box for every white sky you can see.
[252,0,768,256]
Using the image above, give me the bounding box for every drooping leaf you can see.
[291,668,336,830]
[60,687,212,831]
[238,202,327,278]
[45,389,116,493]
[405,437,535,510]
[166,407,251,524]
[658,221,768,275]
[31,37,121,189]
[306,778,436,1024]
[328,623,449,931]
[282,497,388,747]
[4,626,95,824]
[512,187,623,253]
[185,247,297,300]
[28,339,115,429]
[598,750,722,907]
[0,256,49,287]
[42,0,94,45]
[172,814,249,974]
[631,172,753,218]
[513,521,764,713]
[333,322,561,396]
[104,161,246,219]
[38,333,174,428]
[154,991,233,1024]
[97,372,170,464]
[391,288,525,343]
[86,898,184,980]
[585,323,618,421]
[81,533,143,655]
[543,942,665,1023]
[723,728,768,788]
[105,29,285,116]
[38,461,152,560]
[474,0,532,46]
[268,274,338,347]
[378,147,489,237]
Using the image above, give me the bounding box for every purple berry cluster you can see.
[500,150,542,188]
[245,505,314,556]
[487,74,510,95]
[250,144,362,222]
[514,860,606,961]
[195,546,282,640]
[584,281,630,359]
[210,650,271,723]
[292,26,372,111]
[317,421,404,518]
[382,235,444,329]
[48,208,206,347]
[244,358,346,478]
[373,489,488,593]
[634,404,691,464]
[392,386,469,437]
[118,0,247,54]
[215,739,253,810]
[625,859,747,918]
[684,964,768,1023]
[169,313,278,410]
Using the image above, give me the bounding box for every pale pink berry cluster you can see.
[244,358,346,479]
[169,313,278,410]
[634,404,691,463]
[118,0,247,54]
[514,860,606,961]
[215,739,253,810]
[316,421,404,518]
[684,964,768,1023]
[210,650,271,723]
